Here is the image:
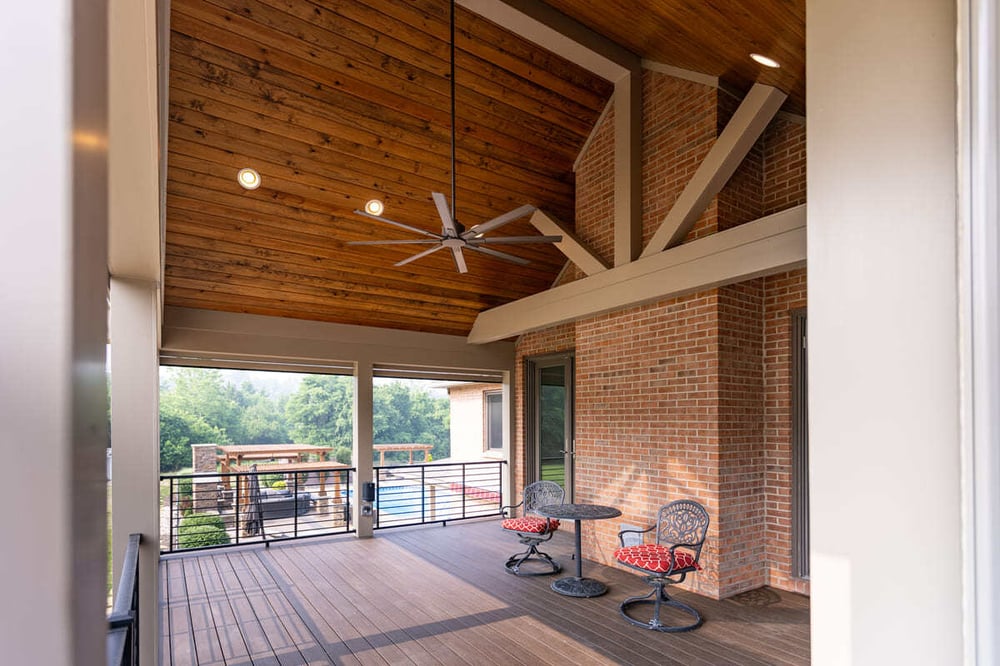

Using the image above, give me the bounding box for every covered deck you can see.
[160,519,808,665]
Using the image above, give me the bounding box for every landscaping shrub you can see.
[270,479,287,491]
[174,477,194,516]
[333,446,352,465]
[177,513,230,549]
[259,473,284,488]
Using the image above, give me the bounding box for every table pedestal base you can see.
[551,576,608,598]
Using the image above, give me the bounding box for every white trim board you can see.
[468,204,806,343]
[162,306,515,371]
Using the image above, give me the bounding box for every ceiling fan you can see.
[349,0,561,274]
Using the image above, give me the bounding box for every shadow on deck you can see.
[160,518,809,665]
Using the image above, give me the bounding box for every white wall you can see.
[808,0,962,663]
[448,384,504,460]
[0,1,109,664]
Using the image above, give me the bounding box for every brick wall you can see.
[716,281,766,595]
[642,73,720,244]
[574,292,723,597]
[512,70,809,599]
[762,118,807,215]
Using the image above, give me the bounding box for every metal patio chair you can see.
[500,480,565,575]
[614,499,710,632]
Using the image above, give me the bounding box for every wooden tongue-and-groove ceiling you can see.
[164,0,805,338]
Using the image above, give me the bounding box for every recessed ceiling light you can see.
[364,199,384,216]
[750,53,781,69]
[237,167,261,190]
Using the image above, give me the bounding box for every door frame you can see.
[524,352,575,500]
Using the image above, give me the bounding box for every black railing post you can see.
[234,471,241,546]
[293,471,299,539]
[421,465,426,523]
[373,468,379,529]
[168,477,175,552]
[499,460,505,513]
[461,463,467,518]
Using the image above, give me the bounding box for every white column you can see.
[353,359,375,537]
[502,371,514,508]
[0,0,108,663]
[808,0,962,663]
[110,278,160,665]
[961,0,1000,661]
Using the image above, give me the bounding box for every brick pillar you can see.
[191,443,218,473]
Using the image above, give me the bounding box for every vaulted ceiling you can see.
[164,0,805,337]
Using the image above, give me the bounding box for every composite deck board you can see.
[162,518,809,665]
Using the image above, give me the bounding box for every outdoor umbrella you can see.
[243,465,264,537]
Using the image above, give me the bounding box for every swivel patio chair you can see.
[614,499,710,632]
[500,480,564,576]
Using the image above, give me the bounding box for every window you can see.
[485,392,503,451]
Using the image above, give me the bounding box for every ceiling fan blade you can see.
[431,192,459,236]
[468,235,562,244]
[395,244,446,267]
[450,246,468,273]
[347,239,441,246]
[466,244,531,266]
[354,209,442,239]
[462,204,536,238]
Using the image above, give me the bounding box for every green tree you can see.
[161,368,244,441]
[237,382,290,444]
[159,402,227,472]
[285,375,354,449]
[373,382,450,461]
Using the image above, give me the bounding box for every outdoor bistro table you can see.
[537,503,622,598]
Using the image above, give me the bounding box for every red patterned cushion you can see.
[613,543,701,573]
[501,516,559,533]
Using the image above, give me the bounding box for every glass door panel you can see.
[538,365,566,487]
[527,354,574,499]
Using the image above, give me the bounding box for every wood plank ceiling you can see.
[164,0,805,338]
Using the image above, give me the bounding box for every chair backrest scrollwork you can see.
[655,499,710,561]
[523,480,565,516]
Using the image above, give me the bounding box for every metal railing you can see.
[373,460,505,530]
[160,466,355,553]
[107,533,142,666]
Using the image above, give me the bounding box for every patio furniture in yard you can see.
[538,502,622,597]
[258,488,315,520]
[500,480,565,576]
[614,499,710,632]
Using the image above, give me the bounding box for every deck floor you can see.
[160,518,809,665]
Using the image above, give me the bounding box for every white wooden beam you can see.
[468,205,805,344]
[529,210,608,276]
[641,84,788,257]
[456,0,640,81]
[615,71,642,266]
[108,0,160,283]
[641,59,720,89]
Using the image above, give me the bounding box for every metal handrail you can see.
[107,533,142,666]
[160,466,356,553]
[373,459,506,530]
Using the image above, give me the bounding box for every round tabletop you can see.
[537,503,621,521]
